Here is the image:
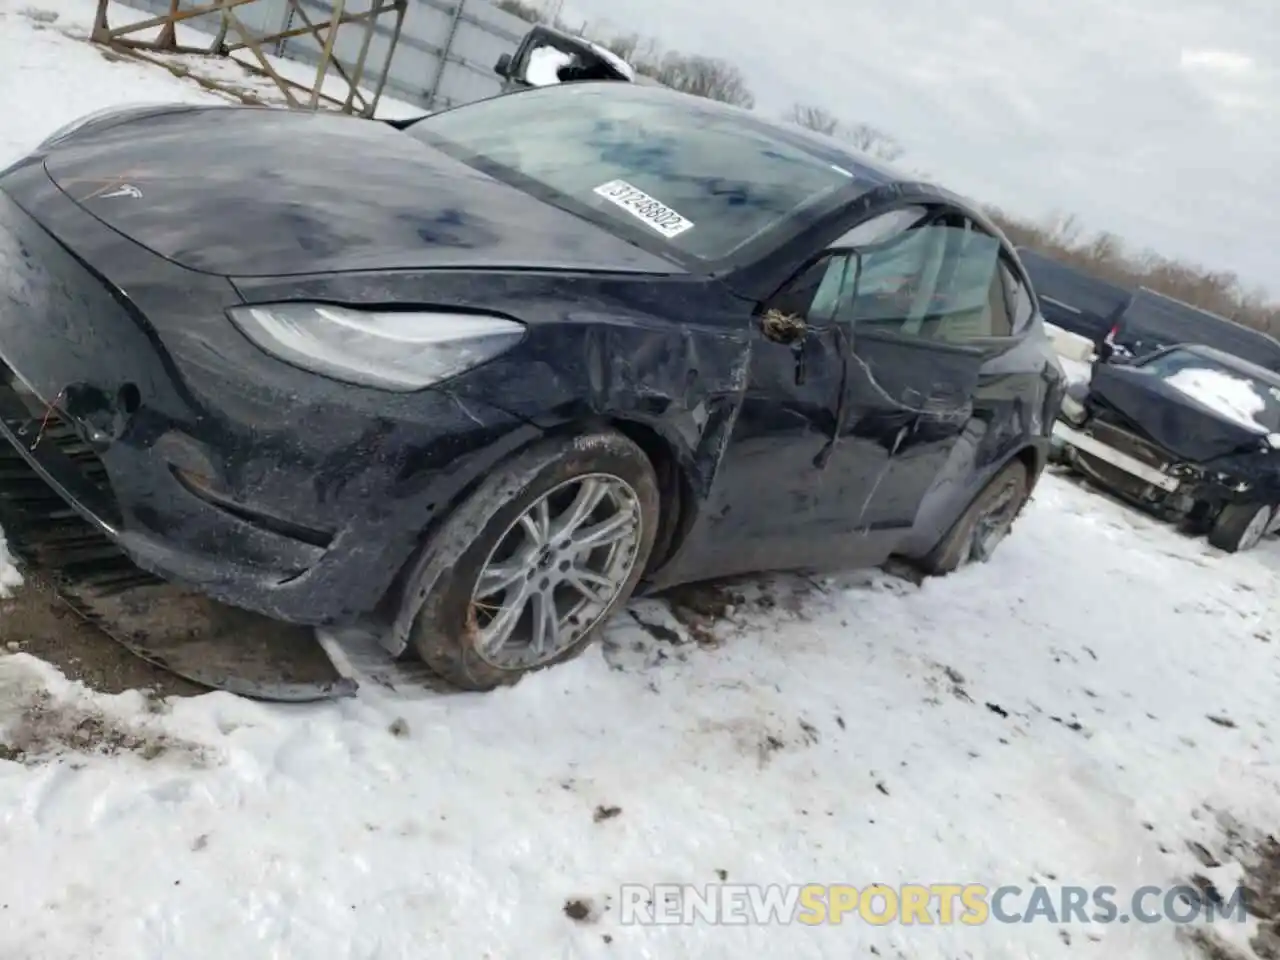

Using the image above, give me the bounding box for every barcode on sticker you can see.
[592,179,694,238]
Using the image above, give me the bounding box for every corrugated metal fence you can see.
[126,0,537,110]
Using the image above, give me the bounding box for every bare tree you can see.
[842,122,904,162]
[1040,211,1084,248]
[784,103,904,161]
[986,207,1280,334]
[493,0,543,22]
[1083,230,1124,267]
[785,103,839,136]
[603,31,662,72]
[605,31,640,61]
[654,53,755,107]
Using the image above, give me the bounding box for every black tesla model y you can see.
[0,81,1065,691]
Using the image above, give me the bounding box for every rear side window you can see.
[1001,261,1035,335]
[774,212,1029,343]
[841,221,1019,342]
[831,206,929,248]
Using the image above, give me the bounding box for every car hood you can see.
[41,105,681,278]
[1089,362,1270,463]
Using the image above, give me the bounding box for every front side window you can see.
[831,221,1014,341]
[409,84,861,262]
[1139,348,1280,433]
[767,254,850,325]
[831,206,929,249]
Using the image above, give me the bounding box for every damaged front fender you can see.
[543,313,752,497]
[232,267,756,504]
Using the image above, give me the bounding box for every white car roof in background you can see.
[584,39,636,81]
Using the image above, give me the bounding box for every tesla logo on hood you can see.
[99,184,142,199]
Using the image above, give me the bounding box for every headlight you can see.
[226,303,525,392]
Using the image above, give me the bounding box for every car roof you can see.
[1168,343,1280,387]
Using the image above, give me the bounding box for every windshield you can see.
[1139,348,1280,433]
[408,84,863,262]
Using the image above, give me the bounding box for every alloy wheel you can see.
[1239,505,1272,552]
[468,473,643,669]
[967,478,1023,563]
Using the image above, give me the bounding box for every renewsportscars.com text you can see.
[618,882,1248,926]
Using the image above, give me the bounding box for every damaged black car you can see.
[0,81,1063,694]
[1052,344,1280,552]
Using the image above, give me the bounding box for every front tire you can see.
[1207,502,1273,554]
[400,430,660,691]
[919,460,1031,575]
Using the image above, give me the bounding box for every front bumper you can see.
[1050,414,1277,525]
[1051,420,1180,493]
[0,182,537,625]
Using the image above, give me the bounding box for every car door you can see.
[665,250,891,583]
[659,206,938,578]
[844,214,1040,538]
[652,207,1016,586]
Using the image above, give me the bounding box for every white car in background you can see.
[494,24,658,91]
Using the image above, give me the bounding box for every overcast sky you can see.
[561,0,1278,298]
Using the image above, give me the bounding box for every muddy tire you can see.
[919,460,1031,576]
[1207,502,1272,554]
[396,430,660,692]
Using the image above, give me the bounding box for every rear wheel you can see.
[919,460,1031,575]
[399,430,660,691]
[1207,502,1273,553]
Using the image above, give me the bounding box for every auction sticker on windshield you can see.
[593,179,694,238]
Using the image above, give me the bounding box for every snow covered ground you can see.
[0,0,420,147]
[3,4,1280,959]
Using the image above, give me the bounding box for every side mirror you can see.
[760,308,807,345]
[494,53,512,78]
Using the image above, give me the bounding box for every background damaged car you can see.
[1018,247,1280,372]
[1052,344,1280,552]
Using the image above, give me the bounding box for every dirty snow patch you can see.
[0,532,22,597]
[0,2,224,161]
[0,655,210,764]
[5,474,1280,959]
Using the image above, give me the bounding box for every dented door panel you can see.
[654,321,896,586]
[897,333,1060,558]
[841,331,986,536]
